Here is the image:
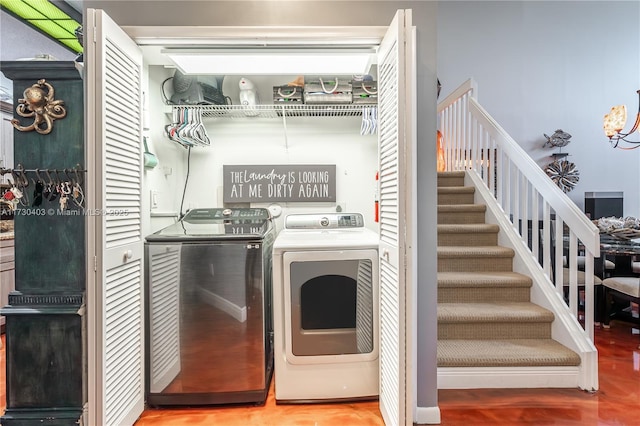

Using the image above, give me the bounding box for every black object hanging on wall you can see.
[0,61,85,426]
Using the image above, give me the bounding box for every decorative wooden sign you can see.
[223,165,336,202]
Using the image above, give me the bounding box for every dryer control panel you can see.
[285,213,364,229]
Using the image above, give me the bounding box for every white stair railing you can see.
[438,79,601,341]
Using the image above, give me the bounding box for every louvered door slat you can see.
[104,120,138,140]
[105,100,138,127]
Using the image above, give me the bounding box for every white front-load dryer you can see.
[272,213,379,403]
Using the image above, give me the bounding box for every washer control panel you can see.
[184,208,271,221]
[285,213,364,229]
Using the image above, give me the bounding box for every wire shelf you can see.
[171,104,377,119]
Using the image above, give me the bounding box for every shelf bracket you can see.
[281,105,289,149]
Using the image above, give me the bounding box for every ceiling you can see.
[0,0,82,53]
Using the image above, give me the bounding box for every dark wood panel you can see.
[10,80,84,170]
[5,315,82,408]
[15,214,85,293]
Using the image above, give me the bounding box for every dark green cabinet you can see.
[0,61,85,426]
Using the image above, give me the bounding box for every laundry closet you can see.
[144,71,379,233]
[80,3,438,426]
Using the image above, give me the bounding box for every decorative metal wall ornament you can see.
[11,79,67,135]
[543,129,572,148]
[545,159,580,193]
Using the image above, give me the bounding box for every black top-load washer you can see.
[144,208,274,406]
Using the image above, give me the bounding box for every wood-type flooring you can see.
[0,321,639,425]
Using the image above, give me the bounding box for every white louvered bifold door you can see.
[378,9,414,426]
[85,9,145,426]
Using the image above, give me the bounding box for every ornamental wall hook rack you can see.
[0,164,85,209]
[11,79,67,135]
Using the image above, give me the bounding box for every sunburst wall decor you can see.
[545,159,580,193]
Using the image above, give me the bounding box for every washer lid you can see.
[146,207,271,241]
[185,207,271,222]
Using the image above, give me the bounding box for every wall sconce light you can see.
[603,90,640,149]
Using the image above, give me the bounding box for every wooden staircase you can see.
[436,171,580,384]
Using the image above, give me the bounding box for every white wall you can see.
[438,0,640,217]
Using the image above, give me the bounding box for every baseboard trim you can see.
[438,366,580,389]
[414,405,441,424]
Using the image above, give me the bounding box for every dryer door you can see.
[282,249,378,365]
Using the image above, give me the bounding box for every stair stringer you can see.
[437,170,598,391]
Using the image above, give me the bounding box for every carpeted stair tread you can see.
[438,224,500,246]
[437,171,466,188]
[438,302,555,323]
[438,186,475,194]
[438,271,532,288]
[438,204,486,213]
[437,339,581,367]
[437,204,487,225]
[438,171,465,178]
[438,272,532,303]
[438,224,499,234]
[438,186,475,204]
[438,246,514,272]
[438,246,514,258]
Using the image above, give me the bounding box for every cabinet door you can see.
[378,9,416,426]
[85,9,144,426]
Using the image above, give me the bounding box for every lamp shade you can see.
[603,104,627,138]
